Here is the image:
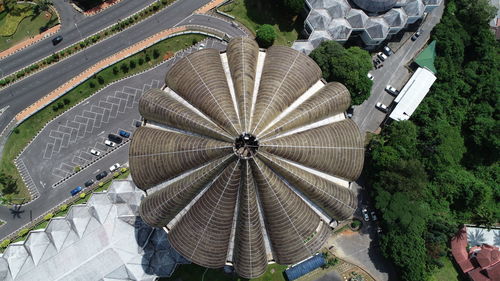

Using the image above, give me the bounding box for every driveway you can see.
[0,38,227,239]
[352,2,444,133]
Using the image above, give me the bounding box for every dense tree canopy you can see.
[309,41,373,105]
[282,0,305,14]
[256,24,276,48]
[366,0,500,280]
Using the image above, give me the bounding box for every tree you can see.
[256,24,276,48]
[283,0,304,14]
[0,173,18,194]
[310,41,373,105]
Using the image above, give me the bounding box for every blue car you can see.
[119,130,130,138]
[70,186,82,196]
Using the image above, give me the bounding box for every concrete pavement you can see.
[352,3,444,133]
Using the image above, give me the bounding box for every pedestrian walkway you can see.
[196,0,227,14]
[15,25,187,123]
[83,0,124,16]
[0,25,61,60]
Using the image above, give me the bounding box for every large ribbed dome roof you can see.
[129,37,364,279]
[352,0,397,13]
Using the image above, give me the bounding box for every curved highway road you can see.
[0,2,247,134]
[0,0,157,78]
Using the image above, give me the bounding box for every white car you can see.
[367,73,374,80]
[362,208,370,222]
[104,140,116,147]
[385,85,398,95]
[198,43,206,50]
[377,52,387,61]
[109,163,121,172]
[376,102,388,113]
[90,149,101,156]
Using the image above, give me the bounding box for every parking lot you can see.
[15,38,226,198]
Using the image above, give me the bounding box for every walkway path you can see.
[0,26,61,60]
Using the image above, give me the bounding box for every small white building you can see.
[389,67,436,121]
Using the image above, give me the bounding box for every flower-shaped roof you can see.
[130,38,364,279]
[351,0,398,13]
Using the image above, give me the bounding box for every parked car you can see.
[362,208,370,222]
[84,179,94,187]
[382,46,393,56]
[367,73,374,80]
[376,102,388,113]
[377,52,387,61]
[371,211,378,221]
[385,85,398,96]
[109,163,121,172]
[104,140,116,147]
[118,130,130,138]
[198,43,206,50]
[90,149,101,156]
[135,121,142,127]
[52,35,63,45]
[108,134,122,144]
[70,186,82,196]
[377,226,383,233]
[411,30,421,41]
[96,171,108,180]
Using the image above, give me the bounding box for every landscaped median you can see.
[0,167,130,251]
[0,33,207,203]
[0,0,179,88]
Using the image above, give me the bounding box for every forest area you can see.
[365,0,499,280]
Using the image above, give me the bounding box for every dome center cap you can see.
[234,133,259,159]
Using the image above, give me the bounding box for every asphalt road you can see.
[0,1,247,137]
[0,0,156,78]
[0,39,228,239]
[352,3,444,133]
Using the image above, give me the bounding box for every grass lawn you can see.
[0,10,58,52]
[430,257,461,281]
[219,0,301,46]
[0,34,205,204]
[160,263,287,281]
[0,4,34,36]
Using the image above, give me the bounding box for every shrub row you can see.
[0,0,176,88]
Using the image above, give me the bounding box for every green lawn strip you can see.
[0,4,34,36]
[160,263,287,281]
[0,10,58,52]
[429,257,461,281]
[219,0,300,46]
[0,0,176,87]
[0,34,206,204]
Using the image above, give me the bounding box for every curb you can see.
[0,24,61,61]
[0,0,180,81]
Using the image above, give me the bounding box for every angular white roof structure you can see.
[0,180,189,281]
[389,67,436,121]
[295,0,442,52]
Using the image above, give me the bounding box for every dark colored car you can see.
[84,179,94,187]
[411,31,421,41]
[70,186,82,196]
[52,35,63,45]
[119,130,130,138]
[96,171,108,180]
[108,134,122,144]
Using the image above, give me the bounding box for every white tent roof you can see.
[0,180,189,281]
[389,67,436,121]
